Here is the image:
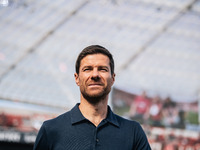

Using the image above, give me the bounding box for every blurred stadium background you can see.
[0,0,200,149]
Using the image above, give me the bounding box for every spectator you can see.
[162,97,179,128]
[129,91,151,124]
[149,96,163,127]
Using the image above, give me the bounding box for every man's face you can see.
[74,54,115,103]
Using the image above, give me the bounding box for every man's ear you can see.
[111,73,115,85]
[74,73,80,86]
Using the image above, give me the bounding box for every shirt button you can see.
[96,139,99,142]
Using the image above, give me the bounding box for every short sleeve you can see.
[133,123,151,150]
[33,123,49,150]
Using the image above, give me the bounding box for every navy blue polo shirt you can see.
[34,103,151,150]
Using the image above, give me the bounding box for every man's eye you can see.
[100,68,108,72]
[83,68,90,71]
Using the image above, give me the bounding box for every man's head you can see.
[75,45,115,75]
[74,45,115,104]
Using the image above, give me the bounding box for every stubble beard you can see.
[81,86,111,105]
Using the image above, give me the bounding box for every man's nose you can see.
[91,69,100,80]
[92,69,99,77]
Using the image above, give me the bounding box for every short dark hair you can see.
[75,45,114,75]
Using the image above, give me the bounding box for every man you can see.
[129,91,151,124]
[33,45,151,150]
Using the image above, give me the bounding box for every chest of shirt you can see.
[48,122,134,150]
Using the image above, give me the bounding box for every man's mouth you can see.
[88,83,103,87]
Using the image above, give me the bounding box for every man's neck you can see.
[79,96,108,127]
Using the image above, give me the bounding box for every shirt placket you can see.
[92,127,99,150]
[92,120,107,150]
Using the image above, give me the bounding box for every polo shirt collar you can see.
[70,103,119,127]
[70,103,86,124]
[106,106,120,127]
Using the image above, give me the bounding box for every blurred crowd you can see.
[0,112,54,132]
[129,91,186,129]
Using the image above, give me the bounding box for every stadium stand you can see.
[0,0,200,149]
[0,0,199,109]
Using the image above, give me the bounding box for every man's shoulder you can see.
[113,113,147,139]
[43,111,71,127]
[114,113,140,127]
